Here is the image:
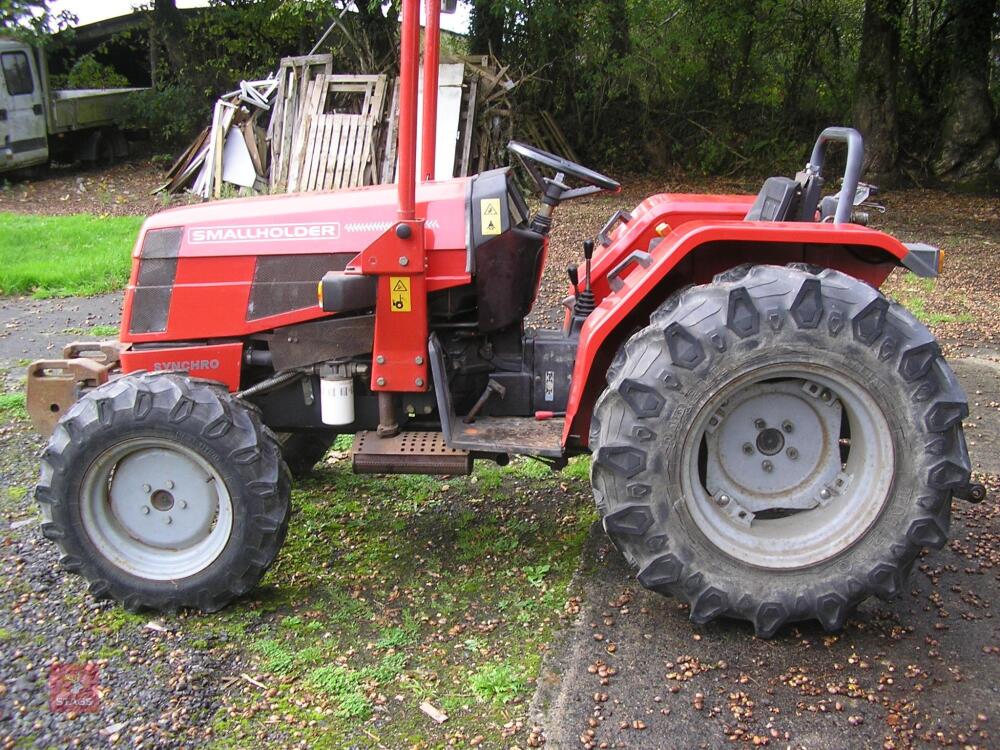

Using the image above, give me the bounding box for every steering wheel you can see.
[508,141,620,203]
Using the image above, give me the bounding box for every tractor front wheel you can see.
[35,373,291,613]
[591,264,971,636]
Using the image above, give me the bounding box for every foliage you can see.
[120,84,205,146]
[0,0,76,45]
[0,213,144,298]
[50,53,130,90]
[477,0,998,179]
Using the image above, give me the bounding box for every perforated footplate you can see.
[352,431,472,475]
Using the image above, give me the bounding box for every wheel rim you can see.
[80,438,234,580]
[681,364,895,569]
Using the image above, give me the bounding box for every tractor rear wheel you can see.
[591,264,970,636]
[35,373,291,613]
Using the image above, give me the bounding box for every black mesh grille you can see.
[136,258,178,287]
[247,254,353,320]
[129,257,177,334]
[140,227,183,259]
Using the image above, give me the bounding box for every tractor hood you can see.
[120,173,522,345]
[138,178,470,260]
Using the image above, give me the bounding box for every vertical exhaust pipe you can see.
[397,0,420,220]
[421,0,442,181]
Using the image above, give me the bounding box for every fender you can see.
[564,220,922,446]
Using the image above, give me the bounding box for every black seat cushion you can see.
[745,176,801,222]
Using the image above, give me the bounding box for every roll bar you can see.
[807,126,864,225]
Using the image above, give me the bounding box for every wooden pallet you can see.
[286,73,388,192]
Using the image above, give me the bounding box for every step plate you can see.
[352,431,472,475]
[450,417,565,457]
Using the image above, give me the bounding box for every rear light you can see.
[129,228,182,334]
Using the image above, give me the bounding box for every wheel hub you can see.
[705,380,844,514]
[81,438,234,580]
[109,449,221,550]
[683,365,895,569]
[755,427,784,456]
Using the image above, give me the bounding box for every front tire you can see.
[35,373,291,613]
[591,265,971,636]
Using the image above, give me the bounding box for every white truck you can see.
[1,38,142,174]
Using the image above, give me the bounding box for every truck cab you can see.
[0,39,48,171]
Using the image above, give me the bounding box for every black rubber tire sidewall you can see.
[35,373,291,613]
[591,264,971,635]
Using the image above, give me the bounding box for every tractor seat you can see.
[744,176,800,222]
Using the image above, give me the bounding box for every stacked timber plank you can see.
[158,53,564,199]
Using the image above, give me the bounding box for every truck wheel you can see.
[591,264,970,636]
[277,431,336,478]
[35,373,291,613]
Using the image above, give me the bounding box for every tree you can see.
[469,0,505,56]
[853,0,904,182]
[932,0,999,183]
[0,0,75,44]
[151,0,189,76]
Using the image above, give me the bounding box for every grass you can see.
[0,213,144,297]
[62,324,120,337]
[0,393,27,421]
[143,455,595,749]
[888,272,975,327]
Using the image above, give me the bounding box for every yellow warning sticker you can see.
[480,198,502,236]
[389,276,411,312]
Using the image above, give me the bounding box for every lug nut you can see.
[762,460,774,473]
[141,506,150,515]
[819,488,831,500]
[820,390,832,402]
[164,515,173,525]
[179,500,188,509]
[742,443,754,455]
[143,484,151,494]
[782,420,794,433]
[754,419,766,429]
[716,494,731,507]
[165,480,175,490]
[786,447,798,460]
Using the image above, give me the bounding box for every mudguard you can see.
[564,217,919,447]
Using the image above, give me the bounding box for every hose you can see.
[235,370,303,400]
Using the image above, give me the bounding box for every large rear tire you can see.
[35,373,291,613]
[591,264,971,636]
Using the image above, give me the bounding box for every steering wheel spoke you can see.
[508,141,620,204]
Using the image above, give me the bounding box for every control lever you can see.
[573,240,596,318]
[463,379,506,424]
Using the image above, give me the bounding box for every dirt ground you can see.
[0,160,997,749]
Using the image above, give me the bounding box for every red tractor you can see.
[26,0,982,637]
